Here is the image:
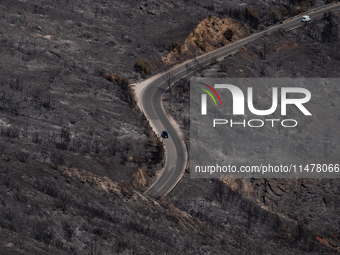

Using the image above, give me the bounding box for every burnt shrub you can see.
[33,179,59,198]
[107,138,120,156]
[120,153,128,165]
[0,214,17,232]
[92,225,110,239]
[168,41,182,53]
[16,150,29,163]
[63,222,75,242]
[33,222,54,245]
[153,138,165,164]
[40,93,52,109]
[102,73,129,86]
[55,192,70,211]
[32,131,42,144]
[15,192,28,203]
[45,185,59,198]
[223,28,235,41]
[56,125,71,150]
[116,239,130,253]
[270,10,280,24]
[322,11,339,43]
[134,58,153,78]
[118,183,134,197]
[80,140,91,154]
[81,203,111,220]
[221,63,227,72]
[9,76,24,91]
[3,208,16,221]
[101,73,135,107]
[91,139,101,154]
[245,7,260,29]
[1,127,20,138]
[51,151,65,168]
[194,34,207,52]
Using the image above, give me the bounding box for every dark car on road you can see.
[161,131,168,138]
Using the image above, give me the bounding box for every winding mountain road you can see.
[135,3,340,197]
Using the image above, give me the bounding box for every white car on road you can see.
[301,15,311,22]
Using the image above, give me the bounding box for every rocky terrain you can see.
[161,15,250,65]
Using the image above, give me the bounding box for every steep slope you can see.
[0,0,338,254]
[165,14,340,253]
[0,162,332,254]
[161,16,250,64]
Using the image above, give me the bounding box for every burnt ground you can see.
[164,13,340,253]
[0,0,257,190]
[0,0,339,254]
[0,0,323,196]
[0,163,334,255]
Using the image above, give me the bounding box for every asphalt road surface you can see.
[142,3,340,197]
